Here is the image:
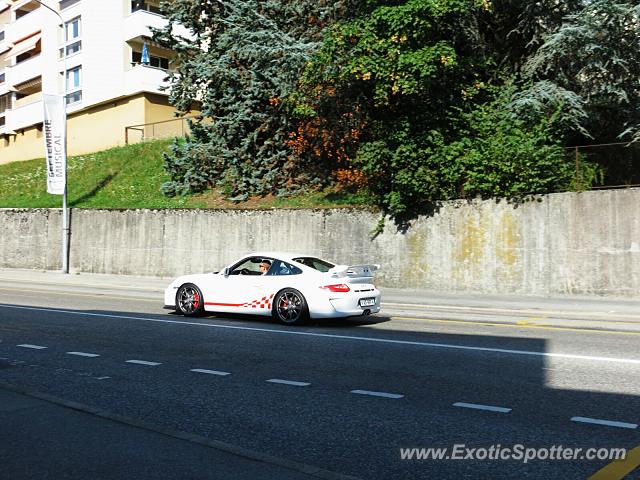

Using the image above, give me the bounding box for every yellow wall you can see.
[67,94,147,155]
[139,93,195,141]
[0,93,195,165]
[1,123,43,163]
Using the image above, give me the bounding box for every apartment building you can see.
[0,0,192,164]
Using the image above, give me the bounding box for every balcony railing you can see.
[15,91,41,108]
[5,97,42,130]
[124,64,169,95]
[6,8,43,45]
[6,54,42,88]
[125,116,198,144]
[123,8,192,41]
[123,9,167,41]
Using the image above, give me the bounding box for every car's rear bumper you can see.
[309,291,381,319]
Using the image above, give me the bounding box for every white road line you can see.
[571,416,638,430]
[351,389,404,399]
[382,302,640,320]
[125,360,162,366]
[190,368,231,376]
[453,402,512,413]
[17,344,47,350]
[4,305,640,365]
[66,352,100,358]
[267,379,310,387]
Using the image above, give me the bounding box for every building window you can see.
[0,116,5,127]
[0,30,5,42]
[131,1,162,14]
[132,51,169,70]
[66,17,81,41]
[60,16,81,58]
[60,41,81,58]
[0,73,4,84]
[0,93,11,114]
[66,90,82,104]
[65,66,82,105]
[60,0,81,10]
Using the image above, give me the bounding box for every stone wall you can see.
[1,188,638,296]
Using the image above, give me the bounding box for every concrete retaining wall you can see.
[1,189,639,297]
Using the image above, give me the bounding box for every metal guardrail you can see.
[569,142,640,190]
[124,116,199,144]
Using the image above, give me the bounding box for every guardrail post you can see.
[575,146,581,190]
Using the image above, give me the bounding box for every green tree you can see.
[292,0,491,214]
[521,1,640,143]
[154,0,356,198]
[292,0,586,216]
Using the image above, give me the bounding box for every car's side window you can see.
[229,257,263,276]
[292,257,334,272]
[268,260,302,276]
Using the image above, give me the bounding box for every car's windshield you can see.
[292,257,335,273]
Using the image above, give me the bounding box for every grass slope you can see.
[0,140,369,209]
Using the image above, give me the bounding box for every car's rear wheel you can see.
[273,288,308,326]
[176,283,205,317]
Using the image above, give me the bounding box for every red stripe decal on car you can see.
[206,293,275,310]
[241,293,275,309]
[205,302,244,307]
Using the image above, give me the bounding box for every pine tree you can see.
[154,0,358,198]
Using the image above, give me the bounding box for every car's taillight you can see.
[320,284,351,293]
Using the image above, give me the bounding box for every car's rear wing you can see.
[328,264,380,279]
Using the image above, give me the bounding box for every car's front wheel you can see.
[273,288,308,326]
[176,283,205,317]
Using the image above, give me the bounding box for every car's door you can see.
[204,256,270,313]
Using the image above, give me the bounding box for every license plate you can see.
[359,298,376,307]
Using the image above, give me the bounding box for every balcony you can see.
[123,9,167,41]
[15,91,41,108]
[124,64,169,96]
[5,97,42,130]
[6,7,43,45]
[6,54,42,88]
[123,9,191,42]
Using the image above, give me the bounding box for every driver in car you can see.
[259,260,272,275]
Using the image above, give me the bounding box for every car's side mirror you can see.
[222,267,229,277]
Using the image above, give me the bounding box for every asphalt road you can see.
[0,271,639,479]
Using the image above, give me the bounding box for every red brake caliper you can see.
[193,291,199,308]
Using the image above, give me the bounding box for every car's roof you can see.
[244,252,322,262]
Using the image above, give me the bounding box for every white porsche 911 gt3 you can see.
[164,252,381,325]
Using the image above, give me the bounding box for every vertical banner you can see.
[43,94,66,195]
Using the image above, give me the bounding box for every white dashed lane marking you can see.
[571,416,638,430]
[125,360,162,366]
[190,369,231,376]
[350,389,404,399]
[453,402,512,413]
[17,344,47,350]
[66,352,100,358]
[267,379,311,387]
[6,305,640,365]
